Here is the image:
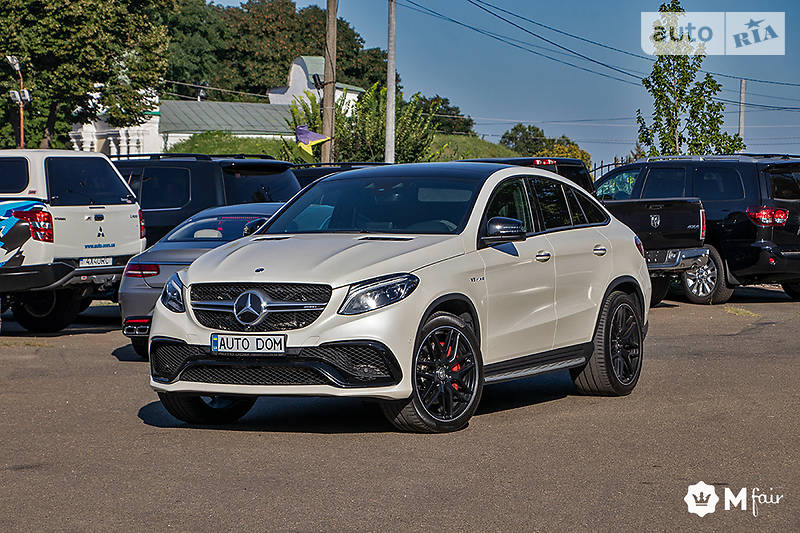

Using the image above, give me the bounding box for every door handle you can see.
[593,246,607,256]
[535,251,552,262]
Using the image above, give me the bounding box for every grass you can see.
[429,134,520,161]
[167,131,287,158]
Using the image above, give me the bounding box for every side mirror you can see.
[242,217,268,237]
[482,216,527,245]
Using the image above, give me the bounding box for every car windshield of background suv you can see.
[261,176,482,235]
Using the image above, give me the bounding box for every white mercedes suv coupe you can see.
[148,162,651,432]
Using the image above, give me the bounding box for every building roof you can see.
[159,100,294,135]
[296,55,366,93]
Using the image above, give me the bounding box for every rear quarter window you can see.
[0,158,29,193]
[766,168,800,200]
[46,157,133,206]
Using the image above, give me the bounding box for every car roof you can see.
[190,202,284,219]
[321,161,512,182]
[634,154,800,165]
[461,157,585,166]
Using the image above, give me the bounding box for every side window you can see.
[693,166,745,201]
[595,168,643,200]
[641,167,687,198]
[140,167,190,209]
[0,158,29,193]
[485,178,533,232]
[575,190,609,224]
[116,167,143,199]
[565,187,588,225]
[530,177,572,230]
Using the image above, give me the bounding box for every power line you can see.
[472,0,800,88]
[165,79,271,99]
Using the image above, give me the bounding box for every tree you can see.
[0,0,168,148]
[534,142,591,168]
[636,0,745,155]
[285,85,440,163]
[500,123,548,155]
[417,95,474,134]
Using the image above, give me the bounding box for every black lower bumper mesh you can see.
[181,365,326,386]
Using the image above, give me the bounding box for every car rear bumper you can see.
[729,241,800,283]
[0,256,133,293]
[646,248,708,273]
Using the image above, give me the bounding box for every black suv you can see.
[461,157,595,193]
[595,155,800,303]
[291,162,390,188]
[113,154,300,245]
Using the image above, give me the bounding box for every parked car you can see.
[0,150,145,332]
[112,154,300,246]
[120,202,283,358]
[291,162,390,188]
[147,162,650,432]
[465,157,707,306]
[461,157,595,193]
[595,155,800,304]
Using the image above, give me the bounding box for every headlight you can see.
[339,274,419,315]
[160,273,185,313]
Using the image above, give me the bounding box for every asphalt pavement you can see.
[1,286,798,532]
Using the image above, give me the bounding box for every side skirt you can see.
[483,342,593,384]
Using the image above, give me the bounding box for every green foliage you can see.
[499,123,591,165]
[428,134,520,161]
[166,130,287,157]
[0,0,168,148]
[417,95,474,134]
[636,0,745,155]
[285,85,440,163]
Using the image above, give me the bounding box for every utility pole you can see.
[6,55,27,149]
[384,0,396,163]
[738,78,746,140]
[321,0,337,163]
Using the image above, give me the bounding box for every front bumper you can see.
[646,248,708,273]
[0,256,133,293]
[148,285,422,400]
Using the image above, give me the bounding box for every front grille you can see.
[193,309,322,332]
[150,341,400,386]
[302,344,392,380]
[181,365,326,385]
[190,282,331,332]
[191,283,331,303]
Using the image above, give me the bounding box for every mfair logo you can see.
[684,481,719,517]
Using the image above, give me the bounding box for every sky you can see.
[216,0,800,167]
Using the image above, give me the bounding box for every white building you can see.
[70,56,364,154]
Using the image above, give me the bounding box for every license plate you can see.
[79,257,112,267]
[210,333,286,354]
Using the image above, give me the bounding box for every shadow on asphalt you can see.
[664,286,791,306]
[112,344,148,363]
[137,371,576,433]
[0,304,120,337]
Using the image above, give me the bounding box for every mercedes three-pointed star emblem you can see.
[233,290,269,326]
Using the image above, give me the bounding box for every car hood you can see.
[184,233,466,288]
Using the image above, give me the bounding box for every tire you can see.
[571,290,644,396]
[131,338,149,360]
[381,311,484,433]
[649,277,670,307]
[12,289,82,333]
[158,392,256,425]
[682,245,734,305]
[782,281,800,300]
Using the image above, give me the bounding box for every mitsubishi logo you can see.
[233,290,269,326]
[650,214,661,229]
[97,226,105,238]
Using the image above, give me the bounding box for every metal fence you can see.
[589,157,634,181]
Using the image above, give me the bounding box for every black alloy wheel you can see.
[607,302,642,386]
[414,325,479,422]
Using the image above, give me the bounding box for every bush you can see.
[167,131,289,157]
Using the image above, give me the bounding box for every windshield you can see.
[222,168,300,204]
[261,176,482,235]
[166,214,271,242]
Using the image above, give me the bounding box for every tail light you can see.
[700,208,706,241]
[634,235,646,258]
[532,158,556,166]
[124,263,160,277]
[13,209,54,242]
[746,206,789,227]
[138,209,146,239]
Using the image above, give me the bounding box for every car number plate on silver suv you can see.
[210,333,286,354]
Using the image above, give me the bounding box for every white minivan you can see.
[0,150,145,332]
